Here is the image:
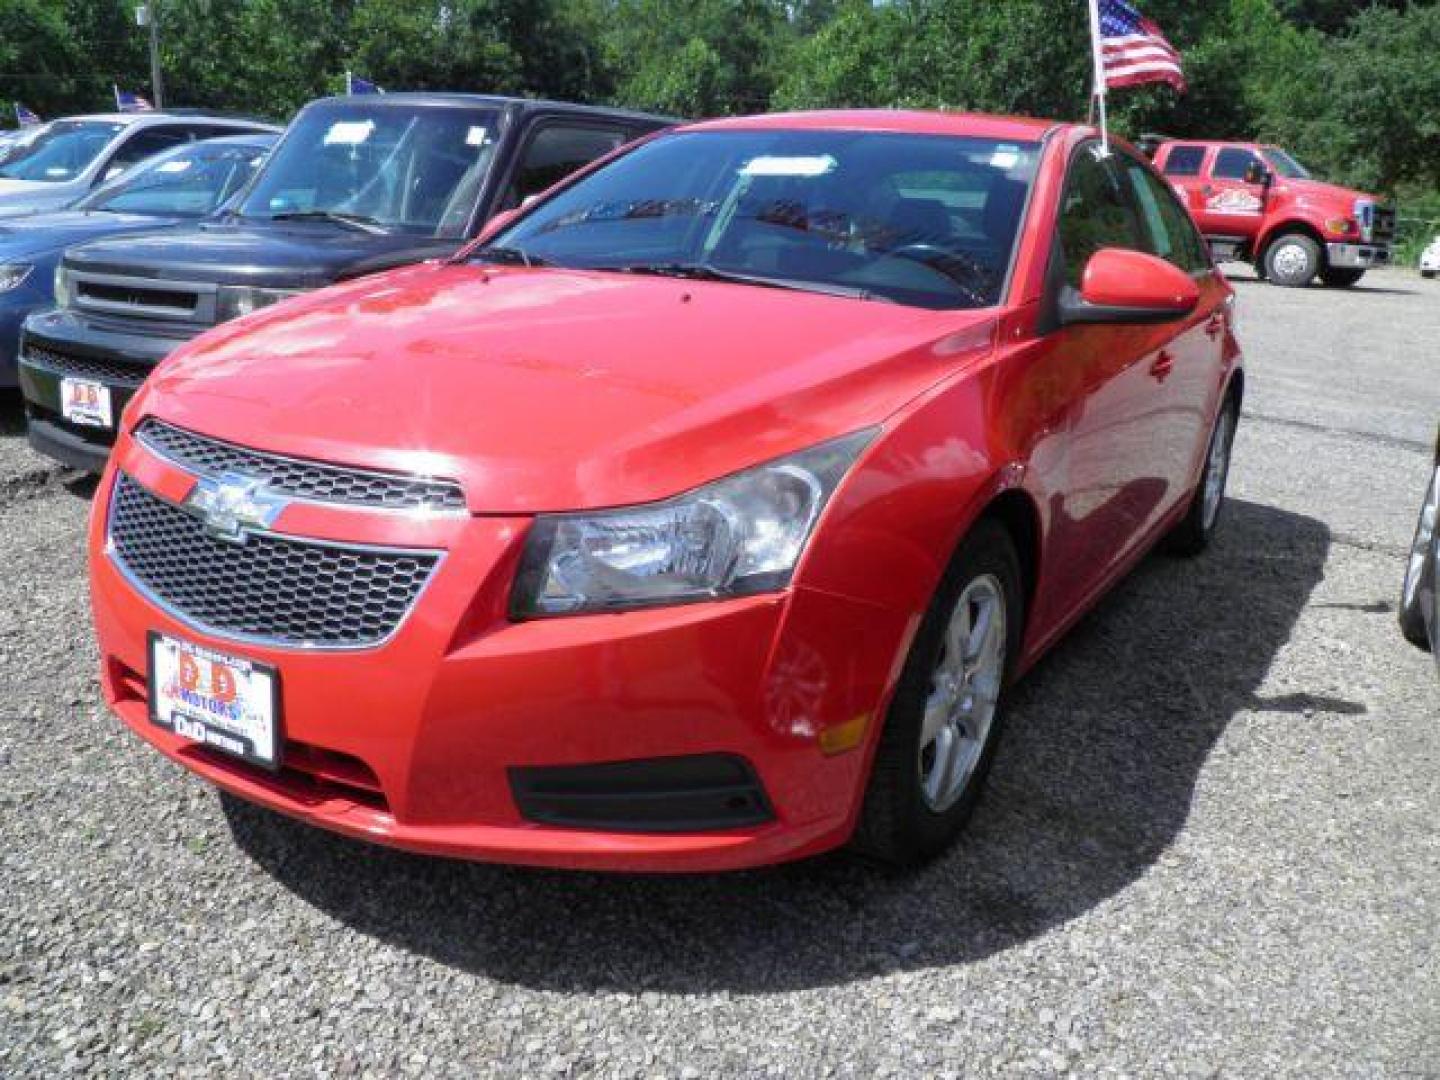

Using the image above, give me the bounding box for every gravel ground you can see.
[2,265,1438,1077]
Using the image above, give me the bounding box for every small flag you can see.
[14,103,41,127]
[1097,0,1186,93]
[346,72,383,96]
[114,86,155,113]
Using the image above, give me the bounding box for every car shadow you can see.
[0,388,24,435]
[223,497,1333,993]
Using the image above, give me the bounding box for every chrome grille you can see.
[108,473,440,648]
[136,419,467,512]
[24,344,148,386]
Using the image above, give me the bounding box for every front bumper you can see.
[89,433,910,871]
[1326,242,1392,269]
[18,308,196,472]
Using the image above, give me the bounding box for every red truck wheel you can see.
[1263,233,1321,287]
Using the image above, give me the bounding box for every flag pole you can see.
[1086,0,1110,156]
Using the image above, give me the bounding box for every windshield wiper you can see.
[595,262,886,302]
[270,210,389,234]
[470,245,550,268]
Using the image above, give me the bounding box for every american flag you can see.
[113,87,154,113]
[1098,0,1186,93]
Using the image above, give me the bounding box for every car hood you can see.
[0,178,50,196]
[1283,178,1376,209]
[139,263,996,513]
[0,210,180,259]
[64,218,465,290]
[0,180,70,214]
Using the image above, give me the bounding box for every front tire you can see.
[1166,392,1239,556]
[1263,232,1321,287]
[1320,266,1365,288]
[851,520,1023,866]
[1400,463,1440,649]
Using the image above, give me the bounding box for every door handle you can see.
[1149,351,1175,382]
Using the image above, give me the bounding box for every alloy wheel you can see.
[918,574,1006,812]
[1201,404,1236,531]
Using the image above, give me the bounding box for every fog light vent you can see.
[510,754,774,833]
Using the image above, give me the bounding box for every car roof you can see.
[53,112,280,129]
[678,109,1058,142]
[300,93,673,125]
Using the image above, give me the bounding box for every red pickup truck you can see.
[1153,139,1395,288]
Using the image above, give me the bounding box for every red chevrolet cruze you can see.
[90,111,1241,871]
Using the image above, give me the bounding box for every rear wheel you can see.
[1166,392,1239,556]
[851,520,1022,866]
[1263,232,1321,287]
[1320,266,1365,288]
[1400,463,1440,649]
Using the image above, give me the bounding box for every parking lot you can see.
[1,266,1437,1076]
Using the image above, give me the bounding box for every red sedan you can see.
[90,110,1241,871]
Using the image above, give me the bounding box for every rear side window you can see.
[1121,157,1211,275]
[1162,145,1205,177]
[103,127,189,180]
[1213,148,1263,180]
[504,124,627,209]
[1058,146,1146,288]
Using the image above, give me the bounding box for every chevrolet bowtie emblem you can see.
[185,472,288,544]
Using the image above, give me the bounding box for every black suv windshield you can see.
[0,120,124,182]
[489,129,1039,309]
[1263,148,1312,180]
[77,141,270,216]
[238,103,500,237]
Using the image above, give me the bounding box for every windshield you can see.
[77,141,269,216]
[490,130,1039,309]
[0,120,124,182]
[1263,148,1312,180]
[238,103,500,237]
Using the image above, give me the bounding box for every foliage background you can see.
[2,0,1437,242]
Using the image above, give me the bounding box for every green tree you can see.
[604,0,788,116]
[0,0,83,121]
[1280,4,1440,190]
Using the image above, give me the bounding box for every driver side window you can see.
[1057,147,1146,288]
[100,128,188,183]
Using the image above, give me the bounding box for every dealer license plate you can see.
[148,632,280,770]
[59,377,112,429]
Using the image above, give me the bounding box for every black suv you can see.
[19,93,672,472]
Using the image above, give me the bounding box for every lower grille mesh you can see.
[108,473,439,648]
[24,344,148,386]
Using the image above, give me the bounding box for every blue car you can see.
[0,132,277,386]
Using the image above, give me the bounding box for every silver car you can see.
[0,112,279,218]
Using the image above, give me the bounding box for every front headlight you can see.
[0,263,33,293]
[52,265,72,308]
[216,285,306,322]
[511,430,876,617]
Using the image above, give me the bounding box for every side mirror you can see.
[1243,161,1272,187]
[1059,248,1201,326]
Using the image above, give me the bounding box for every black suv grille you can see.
[108,473,441,648]
[136,419,467,512]
[24,344,148,386]
[1372,206,1397,244]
